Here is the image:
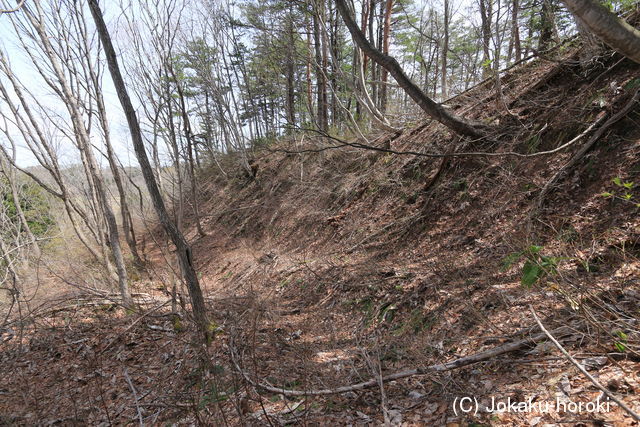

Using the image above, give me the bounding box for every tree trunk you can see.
[441,0,449,99]
[538,0,556,51]
[164,80,184,234]
[90,60,144,269]
[361,0,370,87]
[320,0,330,129]
[335,0,487,138]
[168,63,206,238]
[369,0,377,107]
[286,5,296,130]
[330,7,340,128]
[480,0,492,78]
[306,13,315,124]
[88,0,211,341]
[380,0,393,112]
[312,1,328,132]
[561,0,640,63]
[511,0,522,62]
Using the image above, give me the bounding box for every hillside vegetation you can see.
[2,36,639,425]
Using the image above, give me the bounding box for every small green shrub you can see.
[1,176,55,237]
[614,330,628,352]
[601,177,638,207]
[501,245,562,287]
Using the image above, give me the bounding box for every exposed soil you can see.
[2,42,640,426]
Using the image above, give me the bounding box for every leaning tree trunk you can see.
[335,0,487,138]
[88,0,211,342]
[24,2,133,308]
[561,0,640,64]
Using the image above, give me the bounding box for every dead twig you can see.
[100,300,171,354]
[230,326,571,396]
[533,86,640,214]
[265,121,607,160]
[0,0,26,14]
[530,306,640,422]
[124,368,144,426]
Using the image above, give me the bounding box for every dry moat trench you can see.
[2,42,640,425]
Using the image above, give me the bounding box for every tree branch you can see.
[0,0,26,15]
[530,306,640,422]
[231,326,571,396]
[264,114,606,160]
[334,0,489,138]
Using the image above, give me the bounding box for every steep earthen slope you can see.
[183,44,640,425]
[2,42,639,426]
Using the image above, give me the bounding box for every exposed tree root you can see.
[533,86,640,215]
[230,326,573,396]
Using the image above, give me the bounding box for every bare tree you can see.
[20,0,133,307]
[0,14,133,304]
[68,2,145,268]
[0,52,108,268]
[88,0,211,340]
[335,0,487,138]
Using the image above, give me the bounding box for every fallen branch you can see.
[265,119,606,160]
[100,300,171,354]
[530,306,640,422]
[534,86,640,213]
[124,368,144,427]
[231,326,571,396]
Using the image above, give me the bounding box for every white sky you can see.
[0,0,483,168]
[0,1,143,168]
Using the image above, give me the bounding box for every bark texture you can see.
[335,0,487,138]
[562,0,640,63]
[88,0,210,340]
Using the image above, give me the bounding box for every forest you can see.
[0,0,639,424]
